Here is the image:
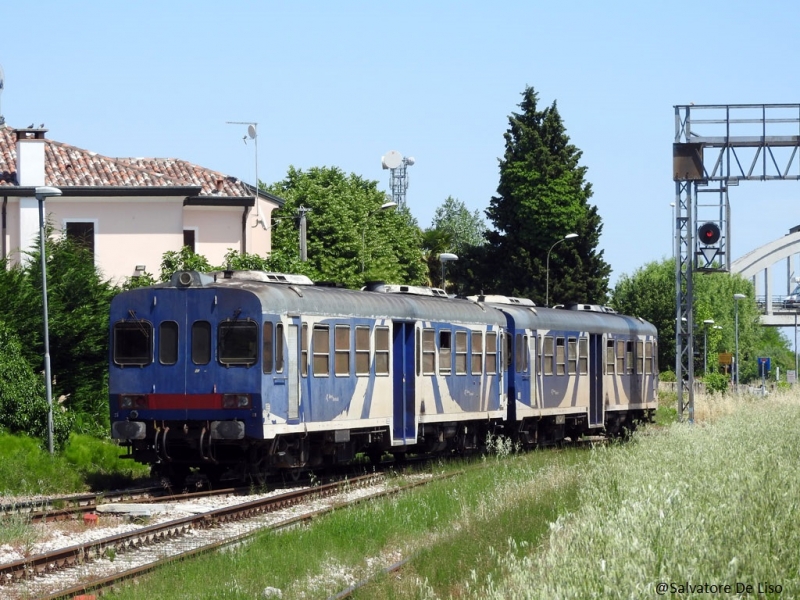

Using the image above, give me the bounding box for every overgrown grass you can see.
[0,432,149,495]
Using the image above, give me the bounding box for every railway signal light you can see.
[698,222,721,245]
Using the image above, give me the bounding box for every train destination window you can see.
[355,326,370,375]
[375,326,390,375]
[455,331,468,375]
[313,325,330,376]
[637,340,644,374]
[335,325,351,376]
[579,337,589,375]
[301,323,309,377]
[543,336,554,376]
[422,329,435,375]
[113,320,153,366]
[192,321,212,365]
[159,321,179,365]
[275,324,285,373]
[606,339,615,374]
[485,331,497,374]
[567,337,577,375]
[219,320,258,366]
[616,340,625,374]
[439,330,452,375]
[263,322,273,373]
[556,337,566,376]
[471,331,483,375]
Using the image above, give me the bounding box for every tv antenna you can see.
[226,121,265,228]
[381,150,415,208]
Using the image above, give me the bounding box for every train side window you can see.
[416,328,421,376]
[653,341,659,373]
[335,325,351,376]
[637,340,644,374]
[375,326,390,375]
[625,341,633,374]
[313,325,330,376]
[567,337,577,375]
[439,330,452,375]
[276,323,285,373]
[556,337,566,376]
[192,321,211,365]
[485,331,497,374]
[535,336,541,374]
[578,337,589,375]
[523,335,529,372]
[606,339,615,374]
[543,336,554,376]
[263,322,273,373]
[114,320,153,366]
[159,321,178,365]
[515,334,523,373]
[645,340,653,374]
[455,331,468,375]
[471,331,483,375]
[422,329,436,375]
[355,326,370,375]
[301,323,309,377]
[219,320,258,366]
[616,340,626,374]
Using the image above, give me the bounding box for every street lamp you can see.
[35,185,62,455]
[439,253,458,292]
[545,233,578,307]
[703,319,714,375]
[734,293,746,391]
[361,201,397,272]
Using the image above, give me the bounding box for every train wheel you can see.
[167,465,190,491]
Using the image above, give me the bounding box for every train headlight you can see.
[222,393,251,409]
[119,394,148,409]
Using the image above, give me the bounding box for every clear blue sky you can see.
[2,0,798,288]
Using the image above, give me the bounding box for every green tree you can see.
[424,196,486,290]
[159,246,214,281]
[480,86,610,305]
[266,166,427,288]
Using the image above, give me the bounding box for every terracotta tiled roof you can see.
[0,125,258,199]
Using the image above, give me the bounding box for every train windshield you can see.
[218,320,258,366]
[113,321,153,366]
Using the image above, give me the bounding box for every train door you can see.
[589,334,603,427]
[514,331,532,408]
[392,321,417,445]
[286,322,301,421]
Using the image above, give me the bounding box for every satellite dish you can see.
[406,156,415,166]
[382,150,402,170]
[247,124,257,139]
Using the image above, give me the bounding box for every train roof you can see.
[123,271,506,328]
[487,302,657,336]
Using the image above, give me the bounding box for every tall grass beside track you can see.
[471,390,800,599]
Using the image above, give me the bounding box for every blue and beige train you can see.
[110,270,658,484]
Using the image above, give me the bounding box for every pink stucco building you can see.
[0,126,283,284]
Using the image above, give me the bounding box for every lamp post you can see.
[439,253,458,292]
[545,233,578,307]
[734,293,746,391]
[361,201,397,272]
[35,186,62,455]
[703,319,714,375]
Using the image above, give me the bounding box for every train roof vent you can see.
[212,271,314,285]
[366,283,449,298]
[465,294,535,306]
[563,303,617,313]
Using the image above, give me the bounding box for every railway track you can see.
[2,471,453,599]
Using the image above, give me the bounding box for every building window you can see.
[66,222,95,258]
[184,229,196,252]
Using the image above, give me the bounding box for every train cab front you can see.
[109,271,265,480]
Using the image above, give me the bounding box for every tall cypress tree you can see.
[482,86,610,305]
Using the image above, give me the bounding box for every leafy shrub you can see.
[63,433,149,478]
[704,371,730,395]
[0,432,85,493]
[659,370,676,382]
[0,323,72,449]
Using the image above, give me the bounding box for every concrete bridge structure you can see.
[731,226,800,326]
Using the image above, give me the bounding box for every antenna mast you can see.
[381,150,415,208]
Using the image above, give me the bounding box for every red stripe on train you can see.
[147,394,223,409]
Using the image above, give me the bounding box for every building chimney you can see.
[15,127,48,186]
